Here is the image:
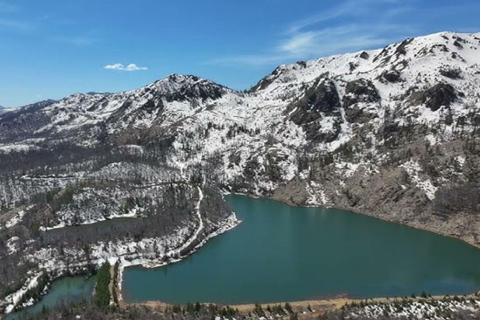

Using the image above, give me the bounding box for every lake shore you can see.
[226,190,480,251]
[126,293,479,318]
[118,194,480,308]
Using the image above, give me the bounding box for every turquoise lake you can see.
[6,275,96,320]
[123,195,480,304]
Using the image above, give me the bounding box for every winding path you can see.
[175,186,204,255]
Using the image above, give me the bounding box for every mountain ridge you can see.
[12,31,480,111]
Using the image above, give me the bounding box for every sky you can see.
[0,0,479,107]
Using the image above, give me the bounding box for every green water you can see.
[5,276,96,320]
[123,195,480,304]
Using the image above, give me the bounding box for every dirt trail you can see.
[109,265,115,305]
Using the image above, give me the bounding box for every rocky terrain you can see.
[1,31,480,315]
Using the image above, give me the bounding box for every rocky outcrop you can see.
[343,79,381,107]
[287,78,342,142]
[439,66,462,79]
[343,79,381,123]
[290,78,341,116]
[379,69,402,83]
[159,75,227,103]
[409,83,457,111]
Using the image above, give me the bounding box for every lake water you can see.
[123,195,480,304]
[5,275,96,320]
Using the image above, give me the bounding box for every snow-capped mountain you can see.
[2,31,480,314]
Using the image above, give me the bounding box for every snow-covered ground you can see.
[347,298,480,320]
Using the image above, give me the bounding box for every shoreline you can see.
[227,191,480,251]
[115,213,240,303]
[5,191,480,317]
[116,192,480,310]
[317,203,480,251]
[129,293,479,317]
[2,213,240,317]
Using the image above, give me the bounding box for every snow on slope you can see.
[2,32,478,196]
[168,32,480,186]
[4,32,478,149]
[0,32,478,206]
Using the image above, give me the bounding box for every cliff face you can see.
[2,31,480,313]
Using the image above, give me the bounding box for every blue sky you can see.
[0,0,479,107]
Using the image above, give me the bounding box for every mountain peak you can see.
[151,74,223,89]
[165,73,202,82]
[144,73,230,103]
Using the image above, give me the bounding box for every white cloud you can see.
[279,32,317,55]
[278,24,410,57]
[209,24,409,67]
[104,63,148,72]
[209,0,419,66]
[286,0,404,33]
